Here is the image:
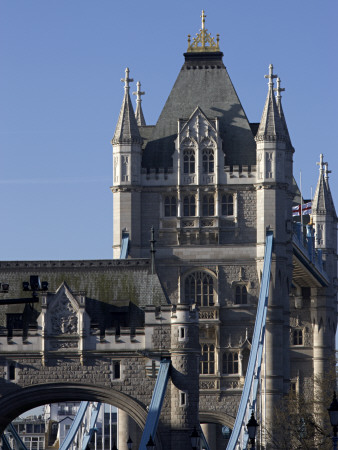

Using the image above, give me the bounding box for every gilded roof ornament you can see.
[187,10,220,53]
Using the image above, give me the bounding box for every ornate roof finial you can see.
[133,81,145,104]
[133,81,146,126]
[274,77,285,101]
[316,154,326,175]
[264,64,277,87]
[324,162,332,180]
[187,10,220,53]
[121,67,133,91]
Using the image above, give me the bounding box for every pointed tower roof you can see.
[112,68,142,145]
[312,154,337,217]
[255,64,286,142]
[142,11,256,169]
[133,81,146,126]
[274,77,293,150]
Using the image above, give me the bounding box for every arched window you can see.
[183,150,195,174]
[293,329,303,346]
[235,286,247,304]
[202,195,215,216]
[202,149,214,174]
[200,344,215,374]
[223,352,239,374]
[184,272,214,306]
[164,196,177,217]
[183,195,196,216]
[222,194,234,216]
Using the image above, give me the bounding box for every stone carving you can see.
[51,294,78,335]
[51,341,78,349]
[200,380,216,389]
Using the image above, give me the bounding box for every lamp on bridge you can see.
[22,275,48,297]
[146,435,155,450]
[0,283,9,293]
[127,436,133,450]
[328,392,338,450]
[246,411,259,450]
[190,427,200,450]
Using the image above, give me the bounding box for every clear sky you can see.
[1,0,337,261]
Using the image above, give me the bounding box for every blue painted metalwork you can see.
[120,231,129,259]
[292,222,327,282]
[227,231,273,450]
[1,432,12,450]
[7,424,28,450]
[59,401,89,450]
[198,424,210,450]
[139,359,171,450]
[81,402,102,450]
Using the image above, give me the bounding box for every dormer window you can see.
[202,148,214,174]
[183,149,195,174]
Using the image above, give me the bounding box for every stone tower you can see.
[111,11,337,449]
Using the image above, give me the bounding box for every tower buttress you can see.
[111,68,143,258]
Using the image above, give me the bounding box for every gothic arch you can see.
[180,267,218,305]
[0,382,154,442]
[199,411,235,429]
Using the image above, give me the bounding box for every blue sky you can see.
[1,0,337,260]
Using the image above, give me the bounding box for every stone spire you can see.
[112,68,142,145]
[133,81,146,126]
[312,154,336,216]
[255,64,285,142]
[274,77,293,149]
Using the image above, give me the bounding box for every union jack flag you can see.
[292,202,312,217]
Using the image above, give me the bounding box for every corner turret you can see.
[111,68,142,258]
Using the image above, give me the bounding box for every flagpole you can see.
[300,171,303,227]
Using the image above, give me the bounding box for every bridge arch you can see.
[0,383,150,440]
[199,411,235,429]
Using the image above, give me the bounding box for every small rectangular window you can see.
[113,361,120,379]
[179,327,185,339]
[180,392,186,406]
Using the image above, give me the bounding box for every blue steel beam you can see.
[227,231,273,450]
[1,433,12,450]
[59,401,89,450]
[81,402,102,450]
[120,232,129,259]
[139,359,171,450]
[7,424,28,450]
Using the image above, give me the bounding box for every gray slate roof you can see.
[0,259,169,328]
[142,52,256,169]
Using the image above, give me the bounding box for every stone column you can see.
[201,423,216,450]
[118,409,140,450]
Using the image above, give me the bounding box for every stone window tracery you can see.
[164,196,177,217]
[183,195,196,216]
[222,194,234,216]
[200,343,215,374]
[235,285,247,304]
[183,149,195,174]
[292,328,303,346]
[184,272,214,306]
[202,194,215,216]
[223,352,239,374]
[202,148,214,174]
